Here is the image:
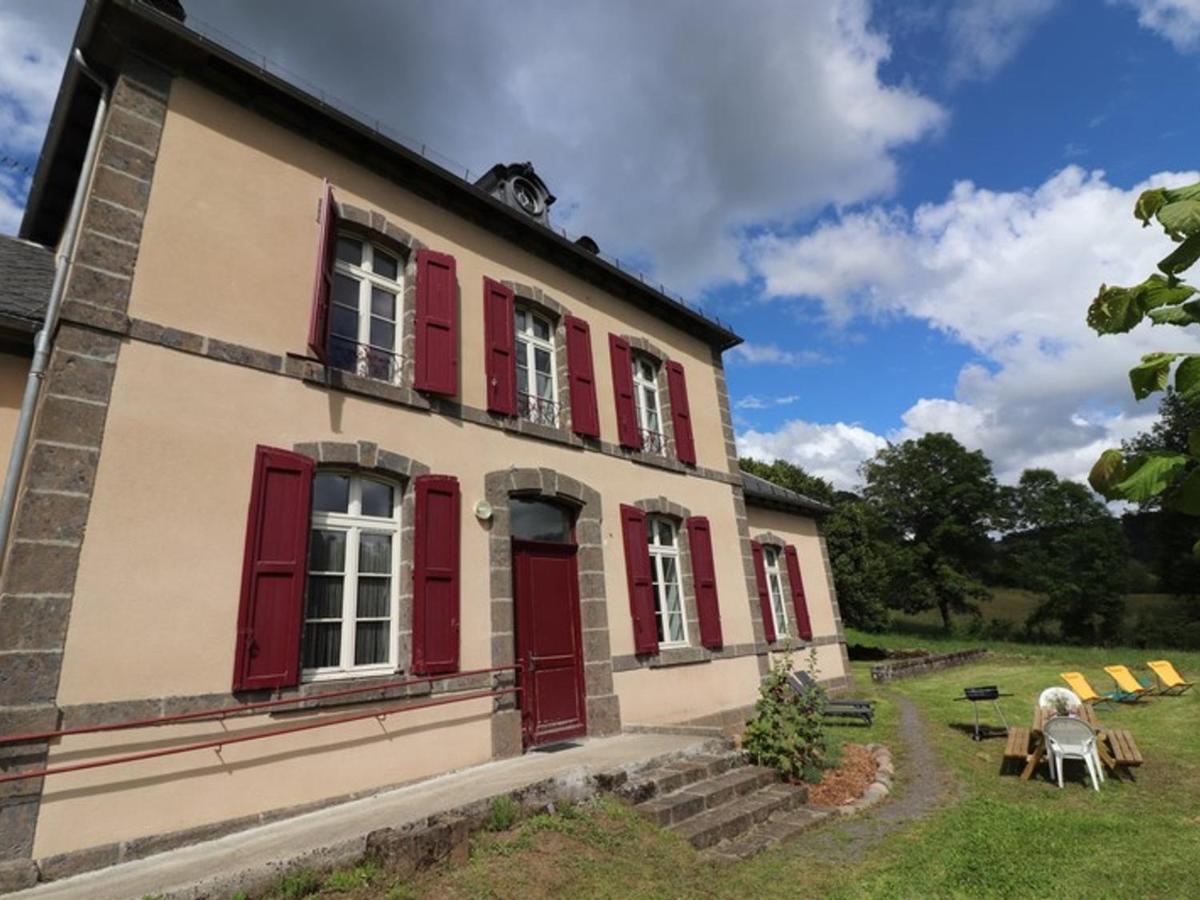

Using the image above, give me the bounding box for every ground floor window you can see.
[647,515,687,645]
[764,545,789,638]
[303,472,400,677]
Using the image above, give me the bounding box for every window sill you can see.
[647,646,713,669]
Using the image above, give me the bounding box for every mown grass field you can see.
[260,632,1200,899]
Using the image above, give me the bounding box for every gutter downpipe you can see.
[0,50,110,556]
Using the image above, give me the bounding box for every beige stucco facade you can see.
[746,506,849,682]
[4,56,847,868]
[0,351,28,485]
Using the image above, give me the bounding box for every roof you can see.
[741,470,833,517]
[21,0,743,351]
[0,235,55,337]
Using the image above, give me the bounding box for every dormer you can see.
[474,162,556,227]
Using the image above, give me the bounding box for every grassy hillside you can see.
[886,588,1197,648]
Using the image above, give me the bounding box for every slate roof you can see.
[740,470,833,516]
[0,235,54,336]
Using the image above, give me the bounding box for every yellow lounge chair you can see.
[1103,665,1152,701]
[1060,672,1115,706]
[1147,660,1195,696]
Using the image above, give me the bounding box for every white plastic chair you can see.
[1043,715,1103,791]
[1038,687,1082,710]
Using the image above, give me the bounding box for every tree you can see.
[861,433,998,631]
[1086,180,1200,536]
[821,497,895,631]
[1121,389,1200,595]
[999,469,1130,642]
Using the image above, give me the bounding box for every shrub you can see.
[485,794,521,831]
[741,648,828,783]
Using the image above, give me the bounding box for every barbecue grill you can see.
[953,685,1012,741]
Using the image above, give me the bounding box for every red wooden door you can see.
[513,540,587,747]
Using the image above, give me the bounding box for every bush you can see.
[741,648,828,783]
[485,795,521,831]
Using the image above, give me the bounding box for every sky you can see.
[2,0,1200,489]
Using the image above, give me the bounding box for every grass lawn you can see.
[260,634,1200,899]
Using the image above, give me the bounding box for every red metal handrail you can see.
[0,664,520,747]
[0,686,519,785]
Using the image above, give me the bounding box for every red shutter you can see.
[666,361,696,465]
[609,335,641,449]
[412,475,461,674]
[483,277,516,415]
[783,545,814,641]
[565,316,600,437]
[307,181,338,361]
[686,516,723,649]
[620,504,658,655]
[414,250,458,395]
[750,540,776,645]
[233,446,313,692]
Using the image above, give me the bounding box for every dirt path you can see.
[804,693,959,859]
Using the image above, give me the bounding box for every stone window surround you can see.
[290,440,430,681]
[619,334,678,461]
[483,467,622,758]
[752,531,803,646]
[334,201,428,393]
[501,280,578,437]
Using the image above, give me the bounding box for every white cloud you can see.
[175,0,945,293]
[739,420,889,489]
[945,0,1061,82]
[736,394,800,410]
[0,1,77,235]
[744,166,1200,485]
[0,171,27,234]
[1112,0,1200,50]
[729,342,830,366]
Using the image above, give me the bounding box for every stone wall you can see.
[869,649,988,683]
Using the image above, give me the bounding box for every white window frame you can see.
[763,545,790,638]
[303,473,402,681]
[330,234,404,384]
[632,353,665,454]
[514,306,559,426]
[647,515,688,647]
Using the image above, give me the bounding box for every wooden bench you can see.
[1004,726,1031,773]
[1106,729,1144,768]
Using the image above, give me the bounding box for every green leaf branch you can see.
[1087,178,1200,538]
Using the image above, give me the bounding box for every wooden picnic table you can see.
[1018,704,1122,781]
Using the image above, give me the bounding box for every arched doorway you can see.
[511,496,588,746]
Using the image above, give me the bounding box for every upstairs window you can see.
[515,307,558,427]
[329,235,403,384]
[763,545,789,638]
[647,515,687,646]
[303,472,400,678]
[632,354,664,455]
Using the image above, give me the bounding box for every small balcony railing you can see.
[329,339,405,386]
[640,428,666,455]
[518,392,559,428]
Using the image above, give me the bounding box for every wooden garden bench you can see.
[1004,726,1031,765]
[1105,729,1144,769]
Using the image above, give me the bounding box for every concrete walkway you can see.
[13,732,712,900]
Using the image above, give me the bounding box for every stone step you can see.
[635,766,776,827]
[612,750,743,804]
[670,782,807,850]
[704,804,831,862]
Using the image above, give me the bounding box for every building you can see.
[0,0,850,887]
